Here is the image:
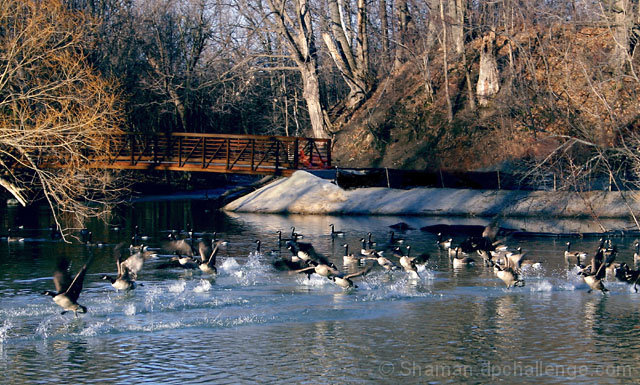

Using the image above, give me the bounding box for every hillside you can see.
[331,25,640,173]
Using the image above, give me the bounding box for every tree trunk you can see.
[448,0,465,55]
[439,0,453,121]
[323,0,371,110]
[379,0,389,61]
[267,0,329,138]
[477,31,500,107]
[301,62,330,138]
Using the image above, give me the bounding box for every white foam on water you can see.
[0,320,12,343]
[297,274,330,287]
[528,279,554,292]
[124,303,137,316]
[220,258,241,272]
[80,321,106,337]
[193,279,212,293]
[169,280,187,293]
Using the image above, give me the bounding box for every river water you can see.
[1,198,640,384]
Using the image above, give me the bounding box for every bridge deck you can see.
[92,132,331,176]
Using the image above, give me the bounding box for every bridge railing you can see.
[96,132,331,175]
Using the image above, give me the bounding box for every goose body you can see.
[342,244,360,264]
[102,245,149,291]
[198,239,227,275]
[437,233,452,250]
[360,238,381,257]
[565,242,587,262]
[451,247,475,267]
[332,267,371,288]
[43,257,93,316]
[494,265,524,288]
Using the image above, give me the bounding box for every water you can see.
[1,199,640,384]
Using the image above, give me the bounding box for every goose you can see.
[253,239,263,255]
[342,244,360,264]
[436,233,452,250]
[365,252,398,271]
[612,263,640,292]
[366,232,375,248]
[492,259,524,288]
[4,228,24,243]
[163,236,198,258]
[389,231,404,245]
[565,242,587,262]
[290,226,303,240]
[451,247,475,268]
[286,241,333,266]
[132,225,151,245]
[49,225,62,241]
[329,224,345,237]
[84,231,106,247]
[80,228,90,243]
[397,245,430,278]
[634,241,640,267]
[577,247,609,293]
[290,259,340,279]
[43,256,93,316]
[476,249,493,266]
[331,266,371,288]
[277,230,301,245]
[170,251,199,269]
[101,248,144,291]
[505,247,526,269]
[360,238,381,257]
[198,239,227,274]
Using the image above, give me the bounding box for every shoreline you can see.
[223,171,640,220]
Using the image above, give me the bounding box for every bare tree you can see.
[322,0,372,110]
[265,0,331,138]
[0,0,124,238]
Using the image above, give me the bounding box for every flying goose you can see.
[331,266,372,289]
[290,259,340,279]
[197,239,227,274]
[577,246,611,293]
[397,245,430,278]
[101,248,145,291]
[43,256,93,316]
[491,258,524,288]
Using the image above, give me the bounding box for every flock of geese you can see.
[35,221,640,317]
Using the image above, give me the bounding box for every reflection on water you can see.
[1,200,640,383]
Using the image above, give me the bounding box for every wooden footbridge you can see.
[93,132,332,176]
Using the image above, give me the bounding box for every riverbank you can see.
[223,170,640,219]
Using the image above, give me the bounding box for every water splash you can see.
[193,279,212,293]
[124,303,136,316]
[528,279,554,292]
[0,320,11,343]
[169,280,187,293]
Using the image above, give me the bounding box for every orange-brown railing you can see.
[93,132,331,176]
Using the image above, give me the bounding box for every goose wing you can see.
[53,258,71,294]
[163,239,195,256]
[289,266,316,275]
[344,266,371,279]
[482,217,501,241]
[64,255,94,302]
[122,252,145,278]
[198,241,211,263]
